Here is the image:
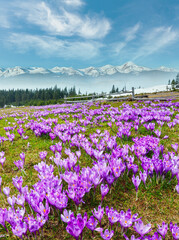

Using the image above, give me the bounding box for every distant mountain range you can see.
[0,62,178,92]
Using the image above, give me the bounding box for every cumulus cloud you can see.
[133,26,179,59]
[8,33,103,59]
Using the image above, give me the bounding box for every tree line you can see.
[0,85,77,107]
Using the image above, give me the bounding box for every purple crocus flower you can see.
[106,206,119,227]
[16,194,25,207]
[12,176,23,192]
[170,222,179,240]
[14,160,24,170]
[7,196,16,208]
[157,221,168,239]
[50,145,56,154]
[100,229,114,240]
[134,219,151,237]
[163,135,168,139]
[106,173,115,188]
[0,208,8,231]
[0,151,5,158]
[0,157,6,168]
[92,205,104,226]
[49,132,56,141]
[123,234,140,240]
[25,214,41,233]
[100,184,109,204]
[3,187,10,196]
[0,176,2,193]
[171,143,178,153]
[12,222,27,239]
[38,201,50,220]
[154,129,161,138]
[86,216,98,237]
[39,151,47,160]
[61,209,73,223]
[119,209,140,231]
[176,184,179,194]
[66,212,87,240]
[76,150,81,159]
[151,232,162,240]
[139,171,148,186]
[19,153,25,162]
[132,175,141,200]
[17,128,24,137]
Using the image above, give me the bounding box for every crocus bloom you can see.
[106,173,115,188]
[92,205,104,224]
[151,232,162,240]
[12,222,27,239]
[14,160,24,170]
[157,221,168,238]
[101,184,109,204]
[0,157,6,168]
[170,222,179,240]
[0,176,2,192]
[3,187,10,196]
[61,209,73,223]
[100,229,114,240]
[124,234,140,240]
[12,176,23,192]
[139,171,148,186]
[39,151,47,160]
[171,143,178,153]
[134,220,151,237]
[176,185,179,194]
[7,196,16,208]
[66,212,87,240]
[106,206,119,226]
[86,216,98,231]
[16,194,25,207]
[0,208,7,230]
[119,209,140,230]
[163,135,168,139]
[19,153,25,162]
[0,151,5,158]
[132,175,141,200]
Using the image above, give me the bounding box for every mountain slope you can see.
[0,62,178,92]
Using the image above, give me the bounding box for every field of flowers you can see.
[0,100,178,240]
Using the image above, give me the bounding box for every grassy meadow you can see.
[0,100,178,240]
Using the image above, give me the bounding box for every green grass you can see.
[0,102,178,240]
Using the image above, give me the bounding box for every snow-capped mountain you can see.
[0,62,178,92]
[1,66,27,78]
[156,66,176,72]
[50,67,83,76]
[28,67,50,74]
[0,62,177,78]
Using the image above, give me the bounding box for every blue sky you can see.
[0,0,179,69]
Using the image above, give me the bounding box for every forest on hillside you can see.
[0,86,77,107]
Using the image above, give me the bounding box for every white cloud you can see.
[0,8,11,28]
[8,33,103,59]
[123,23,141,41]
[133,26,179,59]
[62,0,84,7]
[12,1,110,39]
[112,23,140,55]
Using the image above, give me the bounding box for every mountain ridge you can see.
[0,62,178,78]
[0,62,178,92]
